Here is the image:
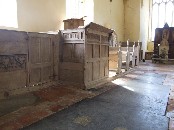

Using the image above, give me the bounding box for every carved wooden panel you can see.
[30,68,41,84]
[101,46,108,57]
[30,38,41,64]
[85,35,109,88]
[63,44,73,62]
[0,30,28,97]
[28,34,53,86]
[74,44,84,63]
[87,33,100,43]
[104,60,109,76]
[101,35,109,44]
[60,23,111,89]
[42,37,51,62]
[59,62,84,84]
[42,66,51,81]
[100,61,105,77]
[62,43,84,63]
[85,62,93,82]
[0,30,59,98]
[87,44,93,59]
[0,54,27,72]
[94,45,100,58]
[93,61,100,80]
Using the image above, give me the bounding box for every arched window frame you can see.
[151,0,174,40]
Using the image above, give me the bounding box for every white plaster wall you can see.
[94,0,124,41]
[124,0,140,41]
[0,0,66,32]
[124,0,151,59]
[0,0,124,40]
[140,0,151,58]
[0,0,151,55]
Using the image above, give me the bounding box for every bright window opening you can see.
[152,0,174,40]
[66,0,94,25]
[0,0,18,28]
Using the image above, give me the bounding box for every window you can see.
[0,0,18,28]
[152,0,174,40]
[66,0,94,25]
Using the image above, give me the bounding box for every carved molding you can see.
[0,54,27,72]
[87,33,100,42]
[85,22,113,34]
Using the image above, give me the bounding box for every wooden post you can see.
[132,42,135,68]
[126,40,130,71]
[137,41,140,66]
[117,42,122,74]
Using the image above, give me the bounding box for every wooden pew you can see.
[117,41,141,73]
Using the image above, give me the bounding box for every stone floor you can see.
[1,61,174,130]
[0,82,114,130]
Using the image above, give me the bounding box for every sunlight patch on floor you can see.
[112,79,125,85]
[73,116,91,126]
[112,79,134,92]
[122,86,134,92]
[109,71,117,77]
